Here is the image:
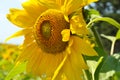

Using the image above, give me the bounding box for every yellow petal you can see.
[62,58,83,80]
[25,47,65,78]
[61,29,70,42]
[55,72,68,80]
[52,52,68,80]
[63,58,77,80]
[56,0,65,7]
[38,52,64,77]
[22,32,34,48]
[7,8,35,28]
[16,41,37,62]
[87,0,98,5]
[64,14,69,22]
[70,47,88,69]
[22,0,47,18]
[71,36,98,56]
[70,11,89,35]
[37,0,59,9]
[62,0,81,15]
[5,28,32,42]
[26,45,42,74]
[61,0,98,15]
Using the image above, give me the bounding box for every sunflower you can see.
[7,0,98,80]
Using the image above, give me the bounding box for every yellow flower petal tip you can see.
[64,15,69,22]
[61,29,70,42]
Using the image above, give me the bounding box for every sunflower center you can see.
[34,9,70,53]
[41,21,51,39]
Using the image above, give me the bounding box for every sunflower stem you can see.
[83,70,91,80]
[110,39,116,55]
[91,26,105,51]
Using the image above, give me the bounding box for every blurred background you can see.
[0,0,32,80]
[88,0,120,54]
[0,0,24,44]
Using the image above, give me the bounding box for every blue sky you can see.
[0,0,25,44]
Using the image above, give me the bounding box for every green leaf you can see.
[87,9,100,16]
[87,17,120,29]
[99,70,115,80]
[91,27,107,56]
[94,47,108,57]
[5,62,26,80]
[113,72,120,80]
[101,34,116,42]
[99,53,120,80]
[83,9,100,23]
[116,30,120,39]
[0,59,8,66]
[87,57,104,80]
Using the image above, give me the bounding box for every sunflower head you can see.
[7,0,98,80]
[34,9,70,53]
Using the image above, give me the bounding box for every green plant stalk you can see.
[86,17,120,29]
[83,70,92,80]
[91,26,105,52]
[110,39,116,55]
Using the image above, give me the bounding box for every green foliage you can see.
[89,0,120,53]
[0,44,39,80]
[5,62,26,80]
[84,8,120,80]
[99,53,120,80]
[0,44,19,80]
[86,52,120,80]
[87,17,120,29]
[83,9,100,23]
[116,30,120,39]
[87,57,104,80]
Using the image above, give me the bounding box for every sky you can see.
[0,0,25,44]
